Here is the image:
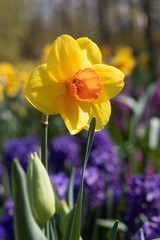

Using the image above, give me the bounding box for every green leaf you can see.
[117,83,156,120]
[51,182,61,218]
[11,159,47,240]
[66,168,75,209]
[109,220,119,240]
[59,201,70,234]
[106,189,113,219]
[140,228,145,240]
[63,207,75,240]
[64,117,96,240]
[84,117,96,166]
[96,219,128,232]
[116,95,136,111]
[49,218,58,240]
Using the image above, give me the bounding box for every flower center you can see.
[67,68,102,102]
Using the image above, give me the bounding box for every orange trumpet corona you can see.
[68,68,102,102]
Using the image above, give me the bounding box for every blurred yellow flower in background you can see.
[138,51,150,67]
[101,45,112,58]
[15,62,33,95]
[111,46,136,75]
[0,62,19,102]
[25,35,124,134]
[41,44,52,63]
[0,85,4,102]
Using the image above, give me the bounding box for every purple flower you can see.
[87,130,123,204]
[107,180,123,204]
[4,137,40,171]
[50,172,69,202]
[134,217,160,240]
[50,130,123,207]
[89,129,113,150]
[89,130,122,178]
[125,174,160,233]
[89,147,121,182]
[0,226,6,239]
[0,197,14,240]
[74,166,105,207]
[48,135,80,172]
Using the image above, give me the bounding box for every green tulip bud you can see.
[27,152,55,226]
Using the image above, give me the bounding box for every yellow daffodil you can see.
[25,35,124,134]
[111,46,136,75]
[0,62,19,101]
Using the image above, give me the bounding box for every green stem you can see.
[41,113,49,170]
[41,113,49,240]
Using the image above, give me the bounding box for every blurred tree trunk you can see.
[143,0,153,57]
[97,0,110,43]
[143,0,158,81]
[61,0,71,30]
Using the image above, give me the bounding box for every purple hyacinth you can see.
[48,135,80,172]
[74,166,106,207]
[89,130,122,179]
[4,137,40,171]
[88,130,122,204]
[0,197,14,240]
[125,174,160,234]
[0,226,6,239]
[134,217,160,240]
[89,129,113,150]
[50,172,69,202]
[50,130,122,207]
[107,180,123,204]
[89,147,122,182]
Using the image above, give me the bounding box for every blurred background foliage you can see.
[0,0,160,66]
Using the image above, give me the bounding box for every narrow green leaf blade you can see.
[49,218,58,240]
[63,207,75,240]
[84,117,96,167]
[51,182,61,217]
[109,220,119,240]
[140,228,145,240]
[66,168,75,209]
[96,219,128,232]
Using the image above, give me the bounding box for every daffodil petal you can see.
[91,64,124,103]
[59,93,89,135]
[79,101,111,131]
[25,64,66,115]
[47,35,83,83]
[76,37,102,68]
